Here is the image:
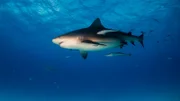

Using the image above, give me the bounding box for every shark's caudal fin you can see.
[138,31,144,47]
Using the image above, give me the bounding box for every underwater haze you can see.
[0,0,180,101]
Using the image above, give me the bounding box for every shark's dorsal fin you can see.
[89,18,105,28]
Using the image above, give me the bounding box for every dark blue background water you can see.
[0,0,180,100]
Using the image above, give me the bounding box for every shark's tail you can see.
[138,31,144,47]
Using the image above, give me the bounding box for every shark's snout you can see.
[52,38,61,44]
[52,39,55,43]
[52,38,57,44]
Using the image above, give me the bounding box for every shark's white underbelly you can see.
[60,39,120,51]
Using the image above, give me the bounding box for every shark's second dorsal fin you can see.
[89,18,105,29]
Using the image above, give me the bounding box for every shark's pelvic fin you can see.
[130,41,135,46]
[121,41,128,45]
[80,50,88,59]
[120,44,124,48]
[120,41,128,48]
[89,18,105,28]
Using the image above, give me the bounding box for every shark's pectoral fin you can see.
[80,50,88,59]
[81,40,93,43]
[81,40,106,46]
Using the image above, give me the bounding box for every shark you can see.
[52,18,144,59]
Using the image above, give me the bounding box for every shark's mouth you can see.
[59,41,63,45]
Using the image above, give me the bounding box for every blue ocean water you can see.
[0,0,180,101]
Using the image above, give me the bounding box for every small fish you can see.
[152,18,160,23]
[149,30,154,33]
[105,52,132,57]
[65,56,71,58]
[168,57,172,60]
[29,77,33,81]
[45,66,57,72]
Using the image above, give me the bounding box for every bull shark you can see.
[52,18,144,59]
